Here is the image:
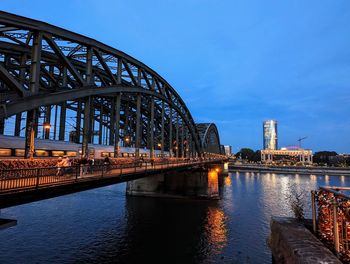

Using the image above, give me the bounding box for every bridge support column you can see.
[181,123,184,157]
[75,101,82,143]
[14,113,21,136]
[175,113,179,158]
[82,96,91,158]
[149,96,154,159]
[135,94,141,158]
[114,93,121,157]
[59,102,66,141]
[168,108,173,157]
[126,167,220,199]
[24,109,37,159]
[98,104,103,145]
[161,101,165,156]
[44,105,51,139]
[0,117,4,134]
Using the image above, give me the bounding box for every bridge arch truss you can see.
[196,123,222,155]
[0,11,223,159]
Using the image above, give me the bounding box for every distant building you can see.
[261,149,313,164]
[223,145,232,156]
[263,120,278,150]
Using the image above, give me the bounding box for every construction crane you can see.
[298,137,307,149]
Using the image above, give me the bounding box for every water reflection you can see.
[341,175,345,184]
[224,176,232,187]
[205,207,227,254]
[0,172,348,264]
[325,175,330,185]
[310,174,317,183]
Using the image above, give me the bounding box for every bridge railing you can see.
[0,158,225,192]
[313,186,350,262]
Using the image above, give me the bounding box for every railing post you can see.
[35,168,40,189]
[311,190,317,233]
[76,165,79,182]
[333,200,340,255]
[79,164,83,179]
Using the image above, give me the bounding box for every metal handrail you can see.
[0,158,225,192]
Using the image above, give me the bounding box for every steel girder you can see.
[196,123,222,154]
[0,11,204,154]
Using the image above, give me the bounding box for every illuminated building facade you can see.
[261,149,313,164]
[224,145,232,156]
[263,120,278,150]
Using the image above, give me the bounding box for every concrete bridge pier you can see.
[126,167,220,199]
[223,162,229,175]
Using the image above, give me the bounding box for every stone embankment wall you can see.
[269,217,341,264]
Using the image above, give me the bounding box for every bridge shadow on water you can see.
[73,196,229,264]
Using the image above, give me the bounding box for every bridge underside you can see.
[0,160,224,209]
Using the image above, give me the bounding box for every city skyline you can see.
[1,0,349,153]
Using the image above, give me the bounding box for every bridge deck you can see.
[0,159,224,209]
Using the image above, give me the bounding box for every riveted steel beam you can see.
[29,31,42,94]
[0,64,27,96]
[43,34,85,86]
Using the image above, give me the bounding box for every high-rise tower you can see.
[263,120,278,150]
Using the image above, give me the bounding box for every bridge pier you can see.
[126,167,220,199]
[222,162,229,175]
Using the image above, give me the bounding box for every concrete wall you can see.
[126,168,220,199]
[269,217,341,264]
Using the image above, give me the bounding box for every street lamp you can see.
[124,135,130,145]
[28,122,51,159]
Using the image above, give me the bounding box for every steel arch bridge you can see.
[0,11,222,159]
[196,123,222,155]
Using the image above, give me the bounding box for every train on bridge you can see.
[0,135,167,159]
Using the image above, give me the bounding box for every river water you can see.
[0,172,349,264]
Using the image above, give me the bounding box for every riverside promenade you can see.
[229,163,350,175]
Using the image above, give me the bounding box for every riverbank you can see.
[229,163,350,175]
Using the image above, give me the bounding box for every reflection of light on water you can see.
[263,173,277,187]
[266,173,271,182]
[205,207,227,254]
[224,176,232,186]
[310,174,317,183]
[341,175,345,184]
[271,173,276,186]
[325,175,329,185]
[295,174,300,184]
[280,176,289,197]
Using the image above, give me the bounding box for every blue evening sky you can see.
[2,0,350,153]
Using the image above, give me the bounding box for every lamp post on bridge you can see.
[25,121,51,159]
[157,143,162,158]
